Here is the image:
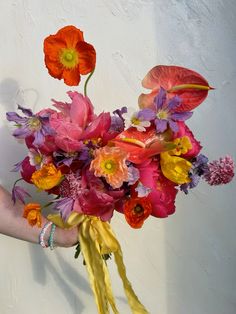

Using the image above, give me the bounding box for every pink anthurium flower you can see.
[138,65,213,112]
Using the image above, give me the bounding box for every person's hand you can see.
[0,185,79,248]
[55,226,79,248]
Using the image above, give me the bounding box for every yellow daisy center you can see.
[60,48,79,69]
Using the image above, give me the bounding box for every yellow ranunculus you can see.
[31,163,62,190]
[160,152,192,184]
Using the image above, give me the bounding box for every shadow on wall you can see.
[29,245,92,314]
[0,79,24,188]
[0,78,40,189]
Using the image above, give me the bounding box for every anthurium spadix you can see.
[138,65,213,112]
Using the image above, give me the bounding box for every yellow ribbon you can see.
[48,212,149,314]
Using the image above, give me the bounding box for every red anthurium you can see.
[138,65,213,112]
[112,126,175,164]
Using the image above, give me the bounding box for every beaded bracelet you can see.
[39,221,53,248]
[48,223,56,250]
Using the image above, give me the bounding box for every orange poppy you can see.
[23,203,42,227]
[31,163,62,190]
[124,197,152,228]
[44,25,96,86]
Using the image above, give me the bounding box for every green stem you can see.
[13,178,24,189]
[84,69,95,97]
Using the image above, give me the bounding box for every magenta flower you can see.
[204,155,234,185]
[137,159,178,218]
[6,105,55,146]
[73,187,115,221]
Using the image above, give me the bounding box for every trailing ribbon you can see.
[48,213,149,314]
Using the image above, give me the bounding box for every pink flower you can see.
[137,159,178,218]
[81,112,112,143]
[204,155,234,185]
[49,92,96,152]
[21,157,36,183]
[53,91,96,128]
[74,188,115,221]
[174,122,202,158]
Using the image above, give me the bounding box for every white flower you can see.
[123,108,151,132]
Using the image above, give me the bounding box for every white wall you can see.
[0,1,236,313]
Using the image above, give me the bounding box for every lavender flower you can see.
[152,87,193,133]
[110,107,127,133]
[53,197,74,220]
[12,185,31,204]
[135,182,151,197]
[127,165,140,185]
[11,160,24,172]
[180,154,209,194]
[6,105,54,146]
[53,151,79,167]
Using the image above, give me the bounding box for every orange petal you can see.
[138,89,158,109]
[55,25,84,48]
[44,57,63,79]
[77,41,96,75]
[44,36,66,62]
[62,67,81,86]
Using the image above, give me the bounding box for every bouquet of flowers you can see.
[6,26,234,314]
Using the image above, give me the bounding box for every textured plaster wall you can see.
[0,1,236,314]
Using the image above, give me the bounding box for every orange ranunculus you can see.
[124,197,152,229]
[31,163,62,190]
[44,25,96,86]
[23,203,42,227]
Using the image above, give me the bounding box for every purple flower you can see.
[53,151,79,167]
[11,160,24,172]
[152,87,193,133]
[127,165,140,185]
[180,154,209,194]
[53,197,74,221]
[12,185,31,204]
[6,105,54,147]
[110,107,127,132]
[135,182,151,197]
